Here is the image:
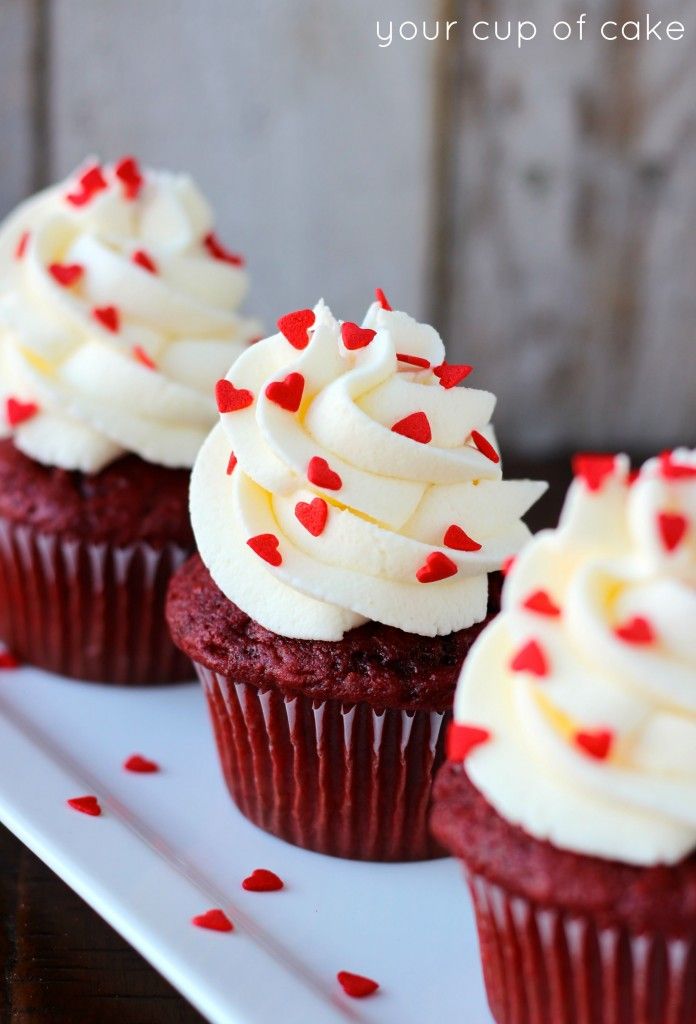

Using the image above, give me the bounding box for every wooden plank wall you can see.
[0,0,693,454]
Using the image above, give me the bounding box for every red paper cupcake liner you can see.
[466,870,696,1024]
[196,663,449,861]
[0,517,193,684]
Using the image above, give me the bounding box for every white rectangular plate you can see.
[0,665,492,1024]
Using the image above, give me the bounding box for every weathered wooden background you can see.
[1,0,694,454]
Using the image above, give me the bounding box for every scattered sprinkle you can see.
[123,754,160,773]
[470,430,500,464]
[277,308,315,350]
[391,411,432,444]
[501,555,516,577]
[523,590,561,618]
[92,305,120,333]
[15,231,29,260]
[446,722,491,761]
[659,450,696,480]
[657,511,688,553]
[337,972,379,999]
[226,451,238,475]
[6,397,39,427]
[67,795,101,817]
[396,352,430,369]
[132,249,158,274]
[443,525,482,552]
[416,551,458,583]
[295,497,328,537]
[510,639,549,678]
[341,322,376,350]
[433,362,473,389]
[242,869,284,893]
[572,453,617,492]
[0,651,20,670]
[375,287,392,311]
[614,615,655,645]
[132,345,156,370]
[65,164,108,206]
[49,262,84,287]
[192,909,234,933]
[307,456,343,491]
[575,728,613,761]
[247,533,282,566]
[114,156,143,200]
[265,372,305,413]
[204,231,245,266]
[215,379,253,413]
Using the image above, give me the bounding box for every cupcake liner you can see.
[0,517,193,684]
[196,663,449,861]
[466,870,696,1024]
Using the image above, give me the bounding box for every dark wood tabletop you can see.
[0,454,592,1024]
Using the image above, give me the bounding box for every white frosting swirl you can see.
[453,449,696,866]
[191,299,546,640]
[0,158,260,471]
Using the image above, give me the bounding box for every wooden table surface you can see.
[0,455,582,1023]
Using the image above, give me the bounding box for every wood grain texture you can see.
[49,0,436,327]
[0,0,38,217]
[441,0,696,452]
[0,825,204,1023]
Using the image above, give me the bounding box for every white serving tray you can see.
[0,663,492,1024]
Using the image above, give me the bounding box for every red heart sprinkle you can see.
[501,555,516,576]
[49,263,84,287]
[659,450,696,480]
[575,728,613,761]
[337,972,379,999]
[0,651,20,669]
[523,589,561,617]
[226,451,238,475]
[295,497,328,537]
[265,372,305,413]
[67,795,101,817]
[6,397,39,427]
[443,524,481,552]
[434,362,473,389]
[391,411,432,444]
[242,869,284,892]
[614,615,655,645]
[204,231,245,266]
[114,156,143,200]
[446,722,491,761]
[215,379,254,413]
[657,512,688,552]
[132,249,158,274]
[92,305,120,332]
[396,352,430,369]
[572,453,616,492]
[510,639,549,677]
[277,309,315,350]
[247,533,282,566]
[192,909,234,933]
[307,456,342,491]
[375,287,392,311]
[65,164,108,206]
[416,551,458,583]
[123,754,160,773]
[470,430,500,464]
[15,231,29,260]
[341,322,376,350]
[132,345,156,370]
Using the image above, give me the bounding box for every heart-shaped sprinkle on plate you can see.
[67,796,102,817]
[123,754,160,774]
[192,909,234,933]
[337,971,379,999]
[242,869,284,892]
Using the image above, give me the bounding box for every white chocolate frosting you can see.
[191,298,546,640]
[0,158,260,472]
[452,449,696,866]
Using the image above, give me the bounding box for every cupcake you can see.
[0,157,259,683]
[431,449,696,1022]
[167,294,546,859]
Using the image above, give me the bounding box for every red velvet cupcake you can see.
[167,294,546,858]
[431,449,696,1022]
[0,158,259,683]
